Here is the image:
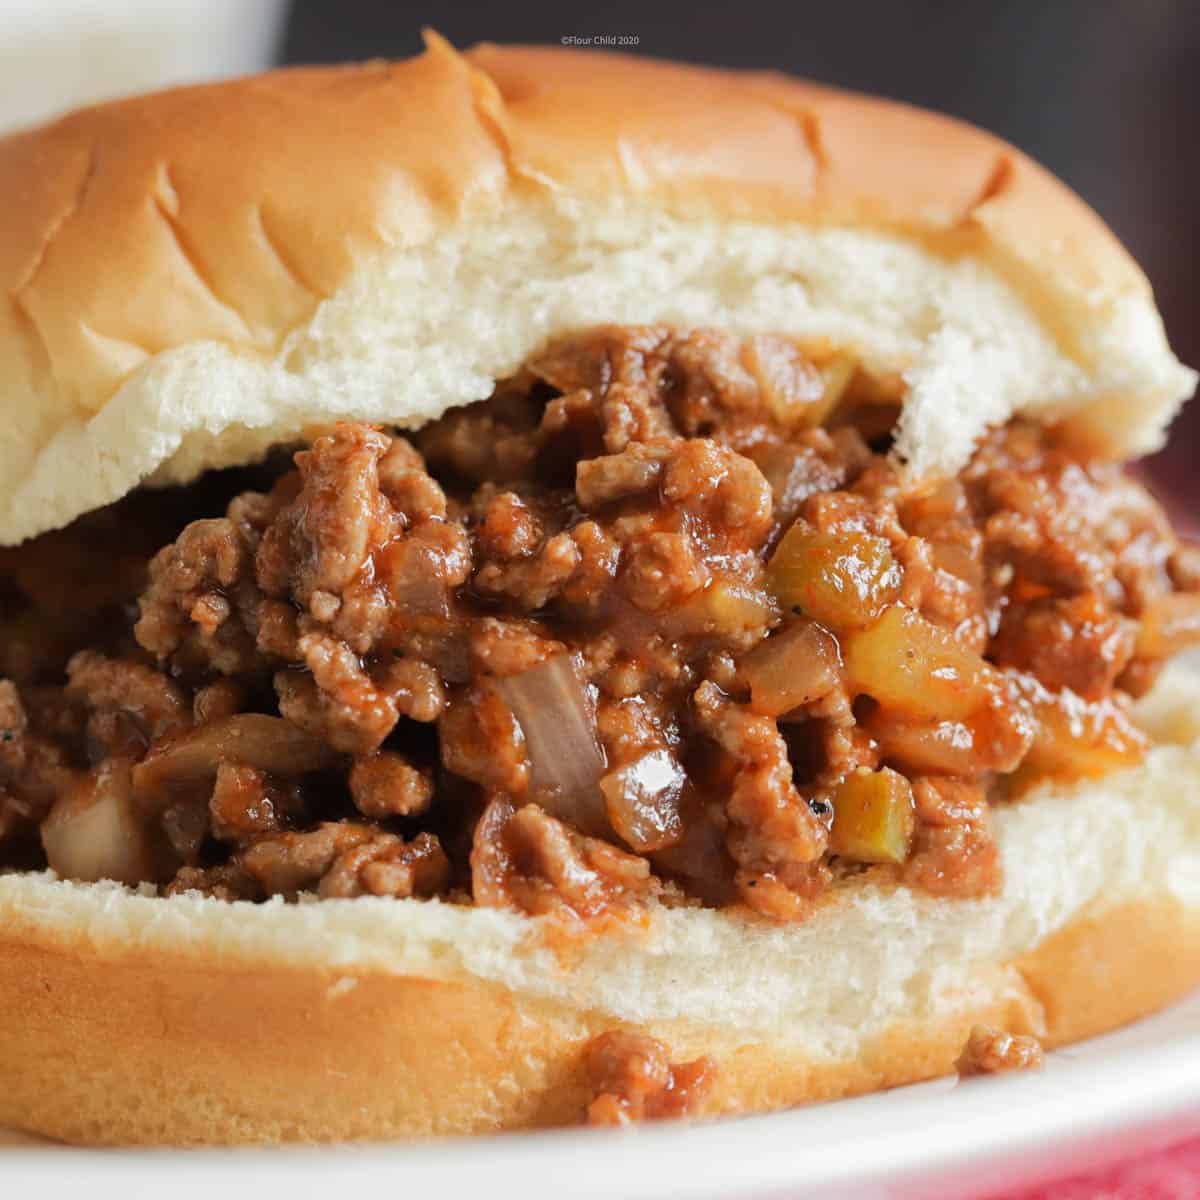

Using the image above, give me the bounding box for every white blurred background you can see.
[0,0,287,132]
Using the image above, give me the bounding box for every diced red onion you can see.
[495,654,608,835]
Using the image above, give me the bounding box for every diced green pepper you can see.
[767,525,901,631]
[829,767,915,864]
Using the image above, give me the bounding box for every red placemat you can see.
[995,1134,1200,1199]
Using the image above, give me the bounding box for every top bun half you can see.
[0,32,1193,546]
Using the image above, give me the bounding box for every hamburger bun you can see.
[0,35,1197,1145]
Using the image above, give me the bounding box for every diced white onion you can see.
[496,654,608,835]
[42,761,165,885]
[132,714,337,811]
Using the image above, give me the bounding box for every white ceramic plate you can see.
[5,989,1200,1200]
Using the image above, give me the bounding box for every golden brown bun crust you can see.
[468,43,1140,298]
[1,896,1197,1146]
[0,50,505,408]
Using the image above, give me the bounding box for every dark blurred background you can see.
[279,0,1199,499]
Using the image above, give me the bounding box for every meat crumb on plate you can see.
[956,1023,1045,1076]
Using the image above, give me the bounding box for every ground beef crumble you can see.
[584,1030,716,1124]
[2,325,1199,919]
[956,1024,1045,1076]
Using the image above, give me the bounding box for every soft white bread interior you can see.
[2,663,1200,1145]
[0,34,1194,545]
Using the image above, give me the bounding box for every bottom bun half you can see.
[3,666,1200,1146]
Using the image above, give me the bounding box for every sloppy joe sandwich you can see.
[2,34,1199,1145]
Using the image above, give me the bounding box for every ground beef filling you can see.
[3,326,1199,920]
